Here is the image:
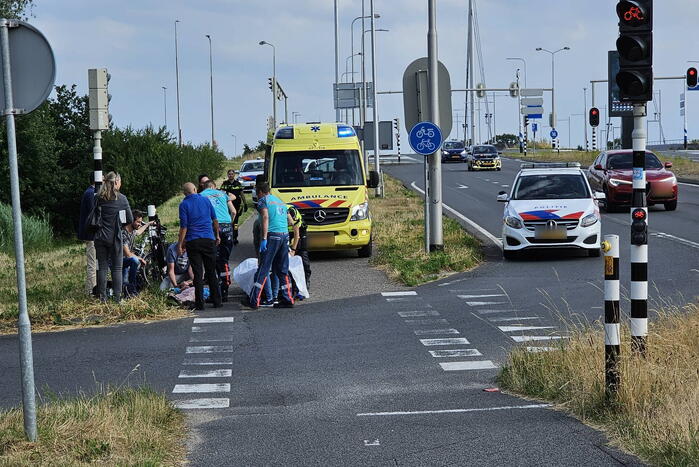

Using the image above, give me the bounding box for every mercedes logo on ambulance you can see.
[314,210,327,223]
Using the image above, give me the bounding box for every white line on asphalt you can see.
[172,383,231,393]
[172,398,230,409]
[420,337,470,346]
[183,358,233,365]
[398,310,440,318]
[191,326,234,333]
[403,319,450,325]
[189,336,234,343]
[510,336,568,342]
[678,182,699,187]
[501,184,509,188]
[525,347,557,353]
[385,297,419,302]
[488,316,541,322]
[411,182,503,247]
[413,328,460,336]
[193,317,235,324]
[477,309,521,315]
[457,184,469,189]
[382,291,417,297]
[464,301,507,306]
[186,346,234,354]
[498,325,556,332]
[179,369,232,378]
[440,361,498,371]
[437,278,470,287]
[429,349,482,358]
[650,232,699,250]
[356,404,550,417]
[457,294,505,299]
[447,288,499,293]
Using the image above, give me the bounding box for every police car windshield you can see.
[473,145,497,154]
[444,141,464,150]
[272,150,364,188]
[241,161,264,172]
[607,152,662,170]
[513,174,590,200]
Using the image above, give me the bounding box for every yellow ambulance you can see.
[264,123,379,257]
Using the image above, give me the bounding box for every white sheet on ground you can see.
[233,256,309,299]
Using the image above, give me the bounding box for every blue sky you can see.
[30,0,699,156]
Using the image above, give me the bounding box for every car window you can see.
[444,141,464,150]
[241,161,264,172]
[473,145,497,154]
[606,152,662,170]
[513,174,590,200]
[272,150,364,187]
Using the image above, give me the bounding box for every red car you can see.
[587,150,678,211]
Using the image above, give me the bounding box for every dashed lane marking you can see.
[193,317,235,324]
[382,291,418,297]
[476,309,521,315]
[179,369,232,378]
[650,232,699,250]
[183,358,233,365]
[510,336,568,343]
[429,349,482,358]
[192,326,235,333]
[413,328,460,336]
[488,316,541,322]
[497,325,556,333]
[403,318,450,325]
[464,301,507,306]
[420,337,470,346]
[186,345,234,354]
[189,335,234,343]
[398,310,440,318]
[172,383,231,393]
[457,294,505,299]
[439,361,497,371]
[356,404,551,417]
[173,398,230,409]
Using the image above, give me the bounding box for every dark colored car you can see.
[441,140,467,163]
[587,150,678,211]
[467,144,502,171]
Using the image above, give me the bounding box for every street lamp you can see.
[506,57,527,87]
[161,86,167,128]
[231,133,236,158]
[352,13,380,126]
[361,27,389,152]
[536,46,570,151]
[174,20,182,146]
[205,34,215,146]
[259,40,277,128]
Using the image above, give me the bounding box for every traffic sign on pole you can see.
[402,57,452,137]
[550,129,559,139]
[520,88,544,97]
[409,122,443,156]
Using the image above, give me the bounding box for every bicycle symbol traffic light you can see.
[623,6,644,22]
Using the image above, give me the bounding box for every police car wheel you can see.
[503,249,517,260]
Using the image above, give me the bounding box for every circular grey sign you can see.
[0,20,55,114]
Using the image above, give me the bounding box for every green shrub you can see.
[0,203,53,254]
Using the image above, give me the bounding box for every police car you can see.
[497,163,604,259]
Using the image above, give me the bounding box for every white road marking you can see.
[440,361,497,371]
[173,398,230,409]
[457,184,469,189]
[183,358,233,365]
[193,317,235,324]
[498,325,556,332]
[678,182,699,187]
[457,294,505,299]
[186,345,234,354]
[437,278,470,287]
[190,335,234,343]
[386,297,418,302]
[650,232,699,250]
[413,328,460,336]
[692,269,699,273]
[488,316,541,322]
[429,349,482,358]
[477,309,521,315]
[525,347,557,353]
[510,336,568,342]
[404,319,450,325]
[398,310,440,318]
[447,288,499,293]
[179,369,232,378]
[191,326,234,333]
[501,184,509,188]
[356,404,551,417]
[420,337,470,346]
[465,301,507,306]
[172,383,230,393]
[411,182,503,247]
[382,291,417,297]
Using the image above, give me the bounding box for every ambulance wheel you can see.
[358,239,373,258]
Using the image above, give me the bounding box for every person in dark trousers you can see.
[78,176,97,296]
[121,210,152,296]
[288,206,311,290]
[94,171,133,303]
[247,182,297,309]
[177,182,222,310]
[221,169,247,245]
[199,180,236,302]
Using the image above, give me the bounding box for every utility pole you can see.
[161,86,167,128]
[334,0,341,122]
[205,34,215,146]
[428,0,443,250]
[369,0,382,197]
[583,87,589,151]
[174,20,183,146]
[465,0,475,146]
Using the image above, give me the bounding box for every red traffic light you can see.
[688,67,698,88]
[592,109,599,115]
[617,1,649,26]
[632,208,647,221]
[690,69,697,76]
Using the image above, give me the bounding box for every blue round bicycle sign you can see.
[409,121,443,156]
[550,129,559,139]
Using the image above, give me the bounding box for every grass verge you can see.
[0,387,186,465]
[509,149,699,180]
[370,175,482,286]
[0,203,53,254]
[498,303,699,466]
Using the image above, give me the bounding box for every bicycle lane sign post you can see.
[409,121,444,252]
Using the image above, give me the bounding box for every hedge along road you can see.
[384,156,699,323]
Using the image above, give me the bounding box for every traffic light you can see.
[88,68,110,131]
[615,0,653,102]
[687,67,698,88]
[589,107,600,127]
[631,208,648,245]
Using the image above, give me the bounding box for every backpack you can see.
[85,198,102,235]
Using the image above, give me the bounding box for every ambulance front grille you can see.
[300,207,350,226]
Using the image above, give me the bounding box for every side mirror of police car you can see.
[497,191,508,202]
[367,170,380,188]
[594,191,606,201]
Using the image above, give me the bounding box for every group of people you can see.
[77,168,310,311]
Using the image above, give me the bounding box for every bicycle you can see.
[415,127,435,139]
[416,139,436,152]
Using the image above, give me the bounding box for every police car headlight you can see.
[461,150,467,155]
[504,216,523,229]
[581,213,599,227]
[351,202,369,221]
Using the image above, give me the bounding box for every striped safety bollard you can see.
[602,235,620,397]
[592,127,597,151]
[93,130,102,192]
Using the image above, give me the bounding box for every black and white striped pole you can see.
[523,116,528,156]
[630,103,648,356]
[88,68,110,191]
[602,234,620,396]
[92,130,102,192]
[592,127,597,151]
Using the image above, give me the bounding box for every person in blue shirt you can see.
[200,180,237,302]
[247,181,298,309]
[177,182,222,310]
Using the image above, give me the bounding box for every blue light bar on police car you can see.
[337,125,356,138]
[275,126,294,139]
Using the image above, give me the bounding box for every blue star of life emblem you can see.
[311,125,320,132]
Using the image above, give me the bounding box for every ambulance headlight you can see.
[351,202,369,221]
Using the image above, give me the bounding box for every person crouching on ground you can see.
[247,182,298,309]
[160,241,194,291]
[121,209,152,296]
[177,182,222,310]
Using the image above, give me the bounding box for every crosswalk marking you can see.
[382,291,417,297]
[429,349,482,358]
[189,335,234,343]
[457,294,505,299]
[464,301,507,306]
[192,326,235,333]
[498,325,555,333]
[183,358,233,365]
[179,369,232,378]
[420,337,470,346]
[193,317,235,324]
[510,336,568,343]
[186,345,234,354]
[173,398,230,409]
[172,383,230,393]
[439,361,497,371]
[476,309,520,315]
[413,328,460,336]
[488,316,540,322]
[398,310,440,318]
[403,319,449,325]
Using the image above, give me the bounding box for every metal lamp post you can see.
[161,86,167,128]
[205,34,215,146]
[259,40,277,129]
[174,20,183,146]
[535,46,570,152]
[506,57,528,87]
[231,133,236,158]
[352,13,379,126]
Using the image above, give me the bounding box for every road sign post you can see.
[0,18,56,442]
[409,121,443,253]
[602,235,621,398]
